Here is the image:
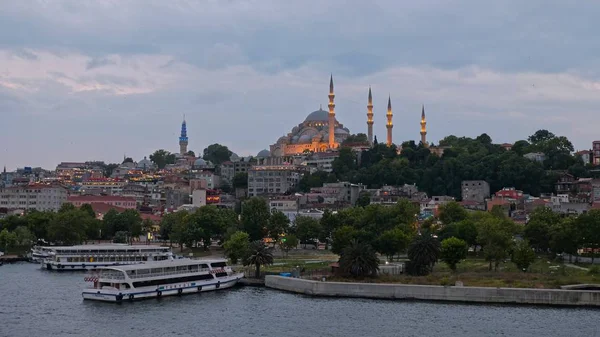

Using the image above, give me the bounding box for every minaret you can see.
[420,105,428,147]
[386,95,393,146]
[328,74,336,149]
[179,115,188,155]
[367,86,374,145]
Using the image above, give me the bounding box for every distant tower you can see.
[420,105,428,147]
[367,86,374,145]
[328,74,336,149]
[386,95,393,146]
[179,115,188,155]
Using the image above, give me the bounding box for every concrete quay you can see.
[265,276,600,307]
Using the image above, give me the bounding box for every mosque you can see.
[265,75,428,157]
[177,75,430,162]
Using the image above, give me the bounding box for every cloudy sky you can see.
[1,0,599,169]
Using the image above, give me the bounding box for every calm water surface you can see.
[0,263,598,337]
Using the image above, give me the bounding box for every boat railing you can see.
[51,251,172,257]
[126,268,212,279]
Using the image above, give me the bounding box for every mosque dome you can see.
[257,149,271,158]
[137,157,154,169]
[298,134,312,144]
[304,108,330,122]
[335,128,349,135]
[194,158,207,167]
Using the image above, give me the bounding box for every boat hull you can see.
[82,273,244,302]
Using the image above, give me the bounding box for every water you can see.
[1,263,599,337]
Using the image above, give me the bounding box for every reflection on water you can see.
[0,263,598,337]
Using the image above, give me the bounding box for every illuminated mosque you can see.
[266,75,424,157]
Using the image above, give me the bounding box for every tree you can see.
[407,233,441,276]
[440,237,468,271]
[575,210,600,263]
[80,204,96,218]
[243,240,274,278]
[280,234,298,257]
[203,143,232,166]
[160,211,188,247]
[0,228,18,252]
[103,208,124,237]
[104,163,119,177]
[84,218,103,242]
[27,211,53,241]
[511,240,536,272]
[122,157,134,164]
[241,197,270,242]
[58,203,76,213]
[186,150,196,157]
[524,207,561,252]
[439,219,478,248]
[48,209,88,245]
[223,231,250,264]
[375,228,410,261]
[477,215,516,271]
[331,225,358,254]
[355,191,371,207]
[438,201,468,225]
[294,216,322,248]
[549,217,579,261]
[120,209,143,243]
[142,219,155,243]
[338,240,379,278]
[149,149,176,169]
[232,172,248,189]
[319,209,341,249]
[266,210,289,246]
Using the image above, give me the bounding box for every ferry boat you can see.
[31,246,56,262]
[42,244,173,271]
[82,258,243,302]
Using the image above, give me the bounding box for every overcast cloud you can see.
[0,0,598,169]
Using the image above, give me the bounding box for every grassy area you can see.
[327,256,599,289]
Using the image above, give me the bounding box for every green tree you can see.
[26,211,53,241]
[160,211,188,247]
[243,240,274,278]
[279,234,298,257]
[438,201,468,225]
[223,231,250,264]
[331,225,358,254]
[103,208,124,237]
[149,149,176,169]
[511,240,536,272]
[355,191,371,207]
[375,227,410,261]
[104,163,119,177]
[241,197,270,242]
[477,215,516,271]
[48,209,88,245]
[186,150,196,157]
[575,209,600,263]
[294,216,322,248]
[439,219,478,248]
[440,237,468,271]
[120,209,143,243]
[58,203,76,213]
[232,172,248,189]
[80,203,96,218]
[203,143,232,166]
[319,209,341,250]
[524,207,561,252]
[84,218,103,242]
[266,210,290,246]
[0,229,18,252]
[549,217,579,261]
[407,233,441,276]
[338,240,379,278]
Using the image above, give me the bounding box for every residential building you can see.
[500,143,513,151]
[79,178,127,195]
[461,180,490,203]
[575,150,592,165]
[165,188,190,209]
[247,164,307,197]
[192,189,206,208]
[309,182,366,206]
[523,152,546,162]
[68,195,137,209]
[594,141,600,165]
[220,160,253,184]
[302,152,339,173]
[0,184,68,212]
[419,196,454,215]
[495,187,524,200]
[192,172,220,190]
[370,184,420,205]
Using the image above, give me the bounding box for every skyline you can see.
[1,1,599,170]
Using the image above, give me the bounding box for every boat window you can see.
[150,268,163,274]
[199,264,209,269]
[188,265,199,272]
[176,266,188,271]
[136,269,150,275]
[164,267,176,273]
[210,262,227,268]
[132,273,215,288]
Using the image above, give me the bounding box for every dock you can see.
[239,278,265,287]
[0,255,31,264]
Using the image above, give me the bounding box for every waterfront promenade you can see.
[265,275,600,307]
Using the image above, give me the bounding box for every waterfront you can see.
[1,263,598,337]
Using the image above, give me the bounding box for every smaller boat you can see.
[82,258,243,303]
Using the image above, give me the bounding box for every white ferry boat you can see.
[31,246,57,262]
[42,244,173,271]
[82,258,243,302]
